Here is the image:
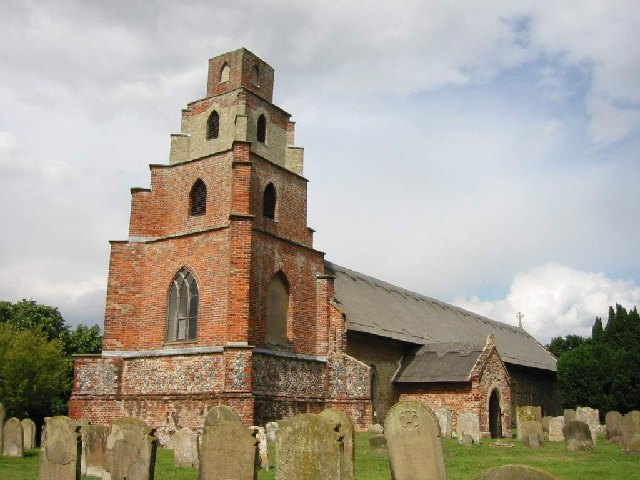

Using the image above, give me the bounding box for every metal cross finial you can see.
[516,311,524,328]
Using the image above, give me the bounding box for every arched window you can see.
[190,179,207,216]
[266,272,289,344]
[251,65,260,85]
[207,111,219,140]
[257,114,267,143]
[263,183,276,220]
[220,63,230,83]
[166,268,198,342]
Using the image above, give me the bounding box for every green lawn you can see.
[1,434,637,479]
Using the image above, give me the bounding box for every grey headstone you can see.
[276,413,343,480]
[320,408,355,480]
[528,433,541,449]
[81,424,109,478]
[435,408,453,438]
[39,416,81,480]
[2,417,23,457]
[204,405,243,427]
[368,423,384,435]
[621,410,640,454]
[521,421,544,448]
[516,406,542,439]
[541,416,551,434]
[252,426,269,471]
[605,411,623,442]
[266,421,279,444]
[548,416,565,442]
[385,400,447,480]
[103,417,157,480]
[368,434,388,455]
[472,464,560,479]
[563,420,593,451]
[0,402,5,454]
[460,433,475,446]
[200,421,258,480]
[564,409,576,423]
[457,412,481,444]
[173,428,198,468]
[21,418,36,450]
[576,407,600,445]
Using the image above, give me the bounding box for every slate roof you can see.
[326,262,557,372]
[395,342,486,383]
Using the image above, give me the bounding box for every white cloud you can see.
[453,263,640,343]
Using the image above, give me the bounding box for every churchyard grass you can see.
[1,433,639,479]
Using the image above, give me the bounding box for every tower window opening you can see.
[251,65,260,86]
[190,179,207,216]
[207,111,220,140]
[220,63,230,83]
[257,114,267,143]
[166,268,199,342]
[263,183,276,220]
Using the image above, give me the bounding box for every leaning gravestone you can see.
[369,434,388,455]
[548,416,565,442]
[576,407,600,445]
[173,428,198,468]
[81,424,109,478]
[457,412,481,444]
[385,400,447,480]
[517,406,542,439]
[621,410,640,454]
[103,417,157,480]
[435,408,453,438]
[472,464,560,479]
[0,402,5,454]
[564,409,576,423]
[3,417,24,457]
[22,418,36,450]
[276,413,343,480]
[320,408,355,480]
[39,416,81,480]
[200,413,258,480]
[521,421,544,448]
[605,411,623,442]
[368,423,384,435]
[563,420,593,451]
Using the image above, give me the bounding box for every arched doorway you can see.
[489,388,502,438]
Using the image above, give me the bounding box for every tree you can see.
[546,334,589,358]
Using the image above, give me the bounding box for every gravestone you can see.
[564,409,576,423]
[22,418,36,450]
[200,418,258,480]
[173,428,198,468]
[621,410,640,454]
[103,417,157,480]
[563,420,593,451]
[457,412,481,444]
[460,434,474,446]
[39,416,81,480]
[3,417,24,457]
[0,402,5,454]
[385,400,447,480]
[265,421,279,443]
[252,426,269,471]
[276,413,343,480]
[81,424,109,478]
[528,433,541,449]
[605,411,623,442]
[368,423,384,435]
[369,434,387,455]
[320,408,355,480]
[541,416,551,435]
[521,421,544,448]
[548,416,565,442]
[204,404,243,427]
[435,408,452,438]
[472,464,560,479]
[516,406,542,439]
[576,407,600,444]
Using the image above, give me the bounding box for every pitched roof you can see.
[395,342,486,383]
[326,262,557,372]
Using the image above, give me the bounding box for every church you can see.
[69,48,560,445]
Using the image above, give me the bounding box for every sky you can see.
[1,0,639,344]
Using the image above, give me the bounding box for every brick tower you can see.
[69,48,371,444]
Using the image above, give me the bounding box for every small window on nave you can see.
[207,110,220,140]
[257,114,267,143]
[265,272,289,344]
[263,183,276,220]
[190,179,207,216]
[220,63,230,83]
[166,268,199,342]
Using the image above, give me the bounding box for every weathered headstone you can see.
[528,433,541,449]
[22,418,36,450]
[369,434,388,455]
[472,464,560,479]
[541,416,551,435]
[460,434,475,446]
[320,408,355,480]
[103,417,157,480]
[367,423,384,435]
[564,409,576,423]
[605,411,623,442]
[200,419,258,480]
[81,424,109,478]
[0,402,5,454]
[521,421,544,448]
[173,428,198,468]
[621,410,640,454]
[252,426,269,471]
[265,421,279,444]
[576,407,600,444]
[457,412,481,444]
[435,408,453,438]
[276,413,343,480]
[548,416,565,442]
[516,406,542,439]
[563,420,593,451]
[385,400,447,480]
[39,416,81,480]
[2,417,24,457]
[204,404,243,427]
